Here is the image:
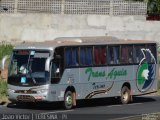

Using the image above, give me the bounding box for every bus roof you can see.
[14,36,157,50]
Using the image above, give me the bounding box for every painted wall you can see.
[0,14,160,44]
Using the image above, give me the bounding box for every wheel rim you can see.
[66,95,72,106]
[122,91,129,102]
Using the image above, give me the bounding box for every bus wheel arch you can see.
[64,86,76,109]
[120,82,131,104]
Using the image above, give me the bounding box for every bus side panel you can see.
[48,62,158,102]
[79,66,135,99]
[132,64,158,96]
[48,68,82,101]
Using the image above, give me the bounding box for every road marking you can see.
[109,114,141,120]
[40,110,74,114]
[109,112,160,120]
[128,103,143,106]
[107,105,122,107]
[107,103,143,108]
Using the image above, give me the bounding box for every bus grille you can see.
[17,95,35,102]
[15,90,37,94]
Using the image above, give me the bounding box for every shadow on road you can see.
[7,102,64,110]
[76,96,156,108]
[7,96,156,110]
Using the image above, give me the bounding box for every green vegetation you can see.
[0,44,13,103]
[0,80,8,104]
[0,44,13,60]
[126,0,160,15]
[147,0,160,15]
[0,80,7,98]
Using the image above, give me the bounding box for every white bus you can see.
[7,36,158,109]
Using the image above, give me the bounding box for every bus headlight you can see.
[34,89,48,94]
[7,88,15,93]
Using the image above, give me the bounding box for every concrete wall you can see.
[0,14,160,44]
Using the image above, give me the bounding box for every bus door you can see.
[50,60,61,84]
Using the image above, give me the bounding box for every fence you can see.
[0,0,147,15]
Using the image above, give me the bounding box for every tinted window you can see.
[80,47,93,66]
[94,47,106,65]
[146,44,157,63]
[51,61,61,84]
[134,45,145,63]
[108,46,120,64]
[65,48,79,67]
[121,45,133,64]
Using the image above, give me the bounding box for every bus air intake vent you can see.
[15,90,37,94]
[17,95,35,102]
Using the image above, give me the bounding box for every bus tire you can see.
[121,86,131,104]
[64,91,73,109]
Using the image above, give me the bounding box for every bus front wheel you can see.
[121,86,131,104]
[64,91,73,109]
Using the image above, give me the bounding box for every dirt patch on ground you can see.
[0,67,8,80]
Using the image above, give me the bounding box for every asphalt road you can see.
[0,96,160,120]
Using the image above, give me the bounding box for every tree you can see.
[147,0,160,14]
[126,0,160,14]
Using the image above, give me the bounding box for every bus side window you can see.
[86,47,93,65]
[146,45,157,63]
[128,46,133,64]
[80,47,86,65]
[135,45,145,63]
[94,47,106,65]
[72,48,79,66]
[108,47,114,64]
[101,47,106,64]
[133,46,137,63]
[121,45,133,64]
[65,48,71,66]
[108,46,119,64]
[94,47,100,65]
[113,47,120,64]
[65,48,79,67]
[51,61,60,84]
[121,46,128,64]
[80,47,93,66]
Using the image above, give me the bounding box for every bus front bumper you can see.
[8,88,50,102]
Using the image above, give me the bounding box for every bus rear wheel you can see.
[64,91,73,109]
[121,86,131,104]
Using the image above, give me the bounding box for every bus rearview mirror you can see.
[45,57,52,72]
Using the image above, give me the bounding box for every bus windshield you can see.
[8,50,50,86]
